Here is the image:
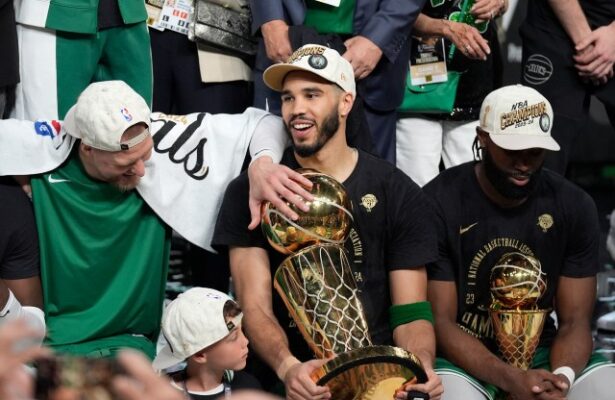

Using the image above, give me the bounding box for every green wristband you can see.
[389,301,434,329]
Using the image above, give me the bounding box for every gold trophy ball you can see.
[261,169,353,255]
[490,252,546,309]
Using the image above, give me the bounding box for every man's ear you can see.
[476,128,489,148]
[339,92,354,118]
[80,142,94,155]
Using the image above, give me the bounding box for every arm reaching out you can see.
[247,114,314,229]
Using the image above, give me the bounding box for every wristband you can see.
[276,356,300,381]
[389,301,434,330]
[0,290,22,321]
[552,366,575,387]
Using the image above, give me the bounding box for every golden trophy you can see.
[489,252,549,370]
[262,169,426,400]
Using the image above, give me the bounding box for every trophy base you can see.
[311,345,427,400]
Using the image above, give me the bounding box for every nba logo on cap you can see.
[120,107,133,122]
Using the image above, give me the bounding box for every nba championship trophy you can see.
[489,252,549,372]
[262,169,426,400]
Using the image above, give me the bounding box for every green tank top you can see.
[304,0,356,35]
[31,150,170,358]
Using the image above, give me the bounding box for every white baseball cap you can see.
[153,288,243,371]
[64,80,151,152]
[479,85,560,151]
[263,44,356,96]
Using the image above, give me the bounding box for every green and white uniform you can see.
[31,150,170,358]
[13,0,152,120]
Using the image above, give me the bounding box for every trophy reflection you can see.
[489,252,549,371]
[262,169,426,400]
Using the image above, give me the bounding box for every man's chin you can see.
[112,178,140,192]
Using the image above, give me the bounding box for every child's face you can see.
[205,324,249,371]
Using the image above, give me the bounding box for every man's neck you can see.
[294,129,358,183]
[474,162,528,208]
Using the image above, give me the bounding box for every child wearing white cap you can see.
[153,288,260,399]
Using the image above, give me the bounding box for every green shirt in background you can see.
[304,0,356,35]
[31,150,170,358]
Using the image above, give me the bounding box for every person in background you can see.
[520,0,615,174]
[0,177,45,337]
[396,0,508,187]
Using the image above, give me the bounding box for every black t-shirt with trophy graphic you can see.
[213,148,438,363]
[423,162,599,354]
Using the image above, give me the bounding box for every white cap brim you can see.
[63,104,81,140]
[490,133,560,151]
[152,344,187,371]
[264,64,354,95]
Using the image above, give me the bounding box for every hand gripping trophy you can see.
[262,169,427,400]
[489,252,549,373]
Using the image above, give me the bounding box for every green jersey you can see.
[31,151,170,358]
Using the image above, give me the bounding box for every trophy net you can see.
[274,244,372,359]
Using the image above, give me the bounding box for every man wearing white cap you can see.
[0,79,310,358]
[424,84,615,400]
[213,44,443,400]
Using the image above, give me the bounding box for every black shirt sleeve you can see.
[212,172,269,251]
[0,181,40,280]
[560,186,600,278]
[423,176,457,281]
[386,169,439,270]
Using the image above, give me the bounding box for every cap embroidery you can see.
[120,107,133,122]
[287,46,326,64]
[308,54,328,69]
[499,101,546,131]
[539,113,550,132]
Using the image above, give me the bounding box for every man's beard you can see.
[285,108,339,158]
[112,176,140,192]
[482,150,542,200]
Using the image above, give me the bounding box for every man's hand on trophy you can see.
[507,369,568,400]
[247,157,314,230]
[284,359,331,400]
[394,367,442,400]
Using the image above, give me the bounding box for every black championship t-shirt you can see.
[0,177,40,280]
[213,149,438,362]
[423,163,599,354]
[524,0,615,38]
[407,0,499,120]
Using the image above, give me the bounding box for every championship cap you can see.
[479,84,560,151]
[153,288,243,371]
[263,44,356,96]
[63,80,151,152]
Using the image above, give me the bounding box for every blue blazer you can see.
[250,0,426,111]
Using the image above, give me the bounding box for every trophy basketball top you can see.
[261,169,354,255]
[490,252,547,309]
